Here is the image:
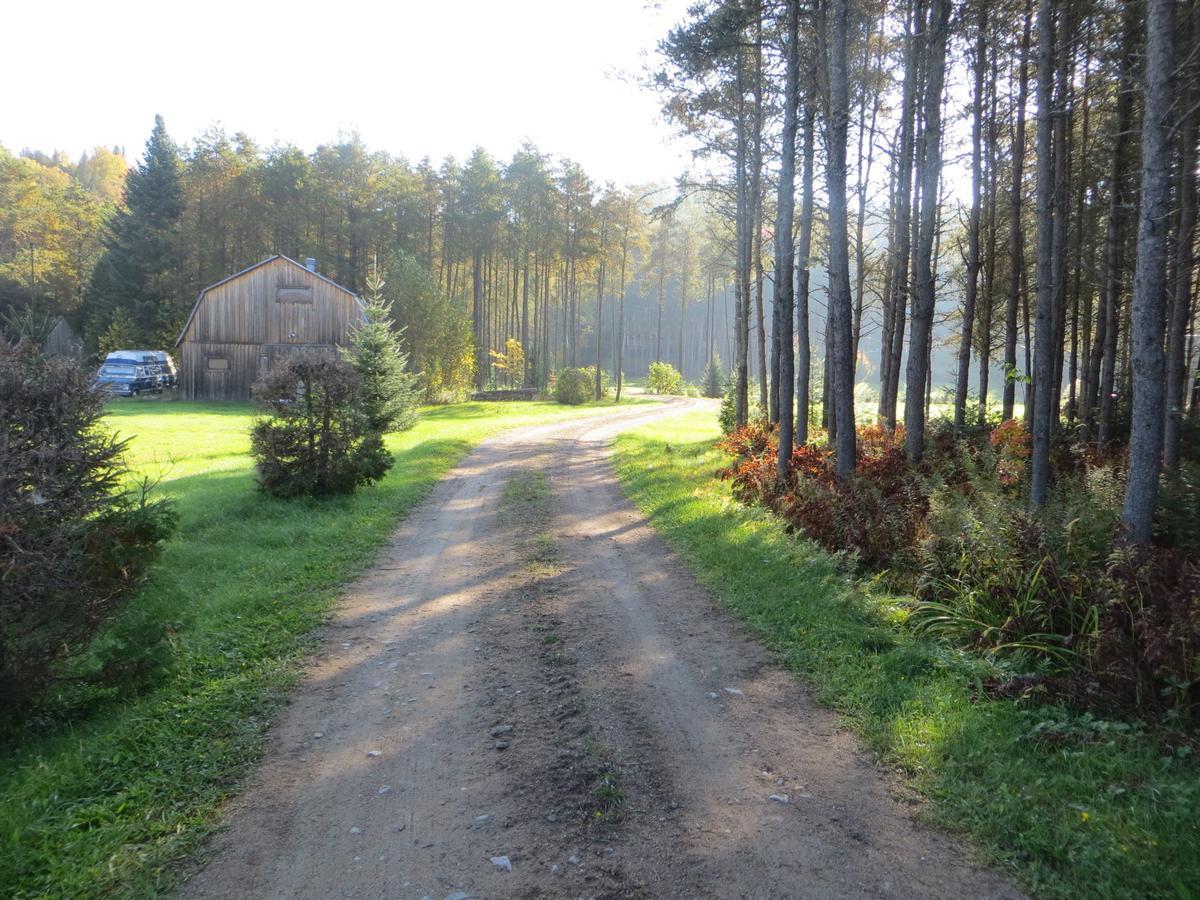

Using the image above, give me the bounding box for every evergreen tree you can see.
[702,354,724,399]
[344,268,420,436]
[82,115,184,348]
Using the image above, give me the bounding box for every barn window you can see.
[276,285,313,303]
[206,356,230,371]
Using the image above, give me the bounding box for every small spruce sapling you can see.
[702,354,724,398]
[344,268,421,435]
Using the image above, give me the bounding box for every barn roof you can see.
[175,255,359,346]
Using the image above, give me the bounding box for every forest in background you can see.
[0,124,751,391]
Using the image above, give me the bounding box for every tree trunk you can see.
[734,43,751,427]
[879,0,922,429]
[978,37,1001,425]
[825,0,857,478]
[1164,4,1198,473]
[1067,30,1092,423]
[775,0,800,476]
[1002,0,1032,421]
[753,7,768,416]
[954,2,987,433]
[594,248,607,401]
[796,100,816,446]
[1028,0,1058,507]
[1048,4,1073,428]
[1121,0,1173,542]
[903,0,950,463]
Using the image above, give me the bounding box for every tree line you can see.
[654,0,1199,544]
[2,120,755,394]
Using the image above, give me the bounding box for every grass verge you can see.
[612,409,1199,900]
[0,396,643,898]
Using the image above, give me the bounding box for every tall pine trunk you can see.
[775,0,800,476]
[903,0,950,462]
[879,0,922,429]
[954,3,987,432]
[1002,0,1032,421]
[796,100,816,445]
[1089,7,1138,442]
[1029,0,1058,508]
[1121,0,1174,543]
[825,0,857,478]
[1164,4,1197,473]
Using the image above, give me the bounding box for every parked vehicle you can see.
[95,350,175,396]
[145,350,178,389]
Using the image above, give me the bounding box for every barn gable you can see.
[176,256,363,401]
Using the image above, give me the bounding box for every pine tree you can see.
[345,268,420,436]
[82,115,185,349]
[702,354,724,399]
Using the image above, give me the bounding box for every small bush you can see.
[251,352,390,497]
[0,341,176,715]
[646,361,684,395]
[553,367,594,405]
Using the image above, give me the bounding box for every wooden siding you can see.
[179,342,262,401]
[178,257,361,401]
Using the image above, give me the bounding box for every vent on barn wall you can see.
[304,257,317,272]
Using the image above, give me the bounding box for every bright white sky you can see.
[4,0,697,186]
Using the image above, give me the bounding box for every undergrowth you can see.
[614,410,1200,899]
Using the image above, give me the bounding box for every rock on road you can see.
[181,397,1021,900]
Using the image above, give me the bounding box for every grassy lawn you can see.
[0,396,644,899]
[613,409,1199,900]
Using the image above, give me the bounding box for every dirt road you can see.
[182,398,1020,900]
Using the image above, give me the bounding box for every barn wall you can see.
[178,257,362,401]
[179,342,262,401]
[183,258,361,346]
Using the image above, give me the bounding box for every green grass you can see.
[0,396,644,899]
[613,410,1200,900]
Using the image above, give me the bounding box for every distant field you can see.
[0,396,645,899]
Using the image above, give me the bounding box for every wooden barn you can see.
[175,255,363,401]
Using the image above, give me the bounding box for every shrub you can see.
[1094,548,1200,717]
[0,341,176,714]
[646,361,684,395]
[718,373,764,433]
[989,418,1031,489]
[553,367,594,405]
[489,337,526,388]
[715,408,1200,725]
[718,377,737,433]
[251,352,390,497]
[718,422,927,570]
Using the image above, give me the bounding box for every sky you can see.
[4,0,697,186]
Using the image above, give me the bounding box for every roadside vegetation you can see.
[614,410,1199,899]
[0,397,639,899]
